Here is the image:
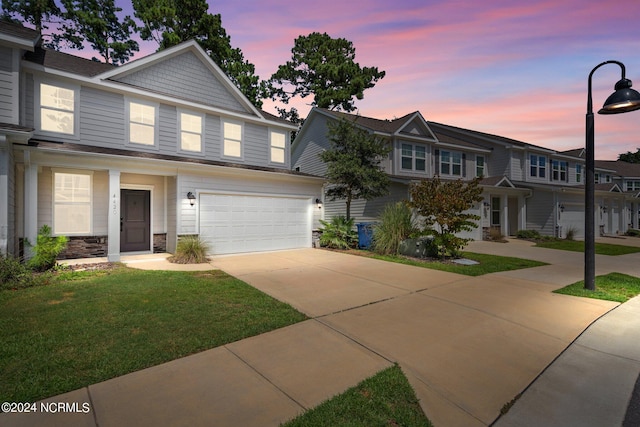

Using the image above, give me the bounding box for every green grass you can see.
[553,272,640,302]
[281,364,432,427]
[0,267,307,403]
[348,250,546,276]
[535,240,640,255]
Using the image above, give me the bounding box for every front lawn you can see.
[553,272,640,302]
[282,364,432,427]
[535,240,640,255]
[344,250,547,276]
[0,267,307,403]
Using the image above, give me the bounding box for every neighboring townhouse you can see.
[293,107,638,240]
[0,21,324,260]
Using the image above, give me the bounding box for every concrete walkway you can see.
[1,240,639,426]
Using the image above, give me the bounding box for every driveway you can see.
[212,248,618,426]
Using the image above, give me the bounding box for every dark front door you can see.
[121,189,150,252]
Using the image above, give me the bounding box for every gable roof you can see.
[0,21,40,50]
[595,160,640,178]
[315,108,423,134]
[24,47,116,77]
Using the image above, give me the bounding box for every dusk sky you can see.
[84,1,640,159]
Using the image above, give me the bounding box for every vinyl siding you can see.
[80,86,125,147]
[166,176,177,253]
[0,144,15,254]
[112,51,248,114]
[526,189,555,236]
[509,150,524,181]
[488,146,511,177]
[324,182,410,223]
[0,46,14,123]
[292,114,332,176]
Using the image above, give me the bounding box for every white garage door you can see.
[560,204,584,239]
[199,193,311,255]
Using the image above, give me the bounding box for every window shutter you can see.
[462,153,467,177]
[434,149,439,175]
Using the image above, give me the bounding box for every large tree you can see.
[269,32,385,119]
[55,0,138,65]
[320,117,391,220]
[619,148,640,163]
[132,0,266,108]
[1,0,61,44]
[408,177,483,258]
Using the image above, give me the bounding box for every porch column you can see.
[107,170,121,262]
[501,194,508,236]
[0,137,8,255]
[23,151,37,259]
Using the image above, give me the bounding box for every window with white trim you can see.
[476,155,485,177]
[576,164,582,183]
[400,143,426,172]
[128,101,156,146]
[39,82,76,135]
[552,160,568,181]
[530,154,546,178]
[53,171,92,235]
[626,181,640,191]
[222,120,242,158]
[179,112,203,152]
[270,130,287,164]
[440,150,462,176]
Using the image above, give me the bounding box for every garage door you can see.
[199,193,311,254]
[560,204,584,239]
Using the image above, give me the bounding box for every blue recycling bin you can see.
[356,222,375,249]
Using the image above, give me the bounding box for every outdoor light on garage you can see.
[187,192,196,206]
[585,60,640,291]
[315,198,323,209]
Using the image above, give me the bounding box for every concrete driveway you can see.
[212,248,618,426]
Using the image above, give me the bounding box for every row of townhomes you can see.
[2,21,639,261]
[292,108,640,241]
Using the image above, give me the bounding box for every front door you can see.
[120,189,150,252]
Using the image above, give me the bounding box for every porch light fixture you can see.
[315,198,323,209]
[585,61,640,291]
[559,204,565,213]
[187,192,196,206]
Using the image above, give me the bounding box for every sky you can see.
[72,0,640,159]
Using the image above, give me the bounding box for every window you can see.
[552,160,568,181]
[595,173,600,184]
[576,164,582,183]
[223,120,242,158]
[40,82,75,134]
[400,144,426,172]
[128,101,156,146]
[476,155,485,177]
[179,112,203,152]
[530,154,546,178]
[626,181,640,191]
[53,171,91,235]
[270,130,287,164]
[440,150,462,176]
[491,196,500,226]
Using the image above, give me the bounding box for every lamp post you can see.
[585,61,640,291]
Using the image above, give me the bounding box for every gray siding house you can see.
[0,21,323,260]
[293,107,639,240]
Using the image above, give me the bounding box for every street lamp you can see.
[585,61,640,291]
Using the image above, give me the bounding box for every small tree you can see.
[408,177,483,258]
[320,118,391,220]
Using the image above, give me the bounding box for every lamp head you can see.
[598,78,640,114]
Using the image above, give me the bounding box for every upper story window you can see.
[576,164,582,183]
[53,170,92,235]
[552,160,568,182]
[476,155,485,177]
[626,181,640,191]
[179,111,203,153]
[401,143,426,172]
[270,130,287,164]
[128,100,157,146]
[440,150,462,176]
[530,154,546,178]
[39,82,76,135]
[222,120,242,158]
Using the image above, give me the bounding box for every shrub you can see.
[516,229,541,239]
[565,226,578,241]
[626,229,640,237]
[171,235,210,264]
[26,225,68,272]
[0,255,52,291]
[487,228,507,242]
[319,216,357,249]
[373,202,417,255]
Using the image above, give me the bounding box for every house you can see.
[0,21,324,261]
[292,107,639,240]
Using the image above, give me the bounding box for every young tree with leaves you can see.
[269,32,385,119]
[132,0,266,108]
[55,0,138,65]
[320,118,391,220]
[408,177,483,258]
[619,148,640,163]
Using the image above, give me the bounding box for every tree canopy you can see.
[269,32,385,119]
[320,117,391,220]
[132,0,266,108]
[1,0,61,44]
[618,148,640,163]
